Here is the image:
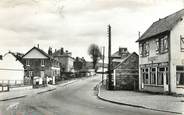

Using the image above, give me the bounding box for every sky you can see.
[0,0,183,61]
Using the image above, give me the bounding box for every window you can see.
[156,35,168,54]
[150,68,156,84]
[140,42,149,57]
[157,68,164,85]
[26,60,30,66]
[29,71,33,77]
[155,39,159,54]
[180,35,184,51]
[139,44,143,56]
[142,66,168,86]
[142,68,149,84]
[41,60,45,66]
[164,37,168,50]
[176,66,184,85]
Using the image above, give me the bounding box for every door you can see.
[40,71,44,85]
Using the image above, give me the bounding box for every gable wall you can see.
[23,49,48,59]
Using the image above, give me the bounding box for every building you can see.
[53,48,75,73]
[111,47,130,68]
[0,52,24,85]
[137,9,184,94]
[22,46,60,86]
[113,51,139,90]
[73,57,86,72]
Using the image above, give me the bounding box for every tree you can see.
[88,44,102,71]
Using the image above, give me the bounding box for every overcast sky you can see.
[0,0,183,61]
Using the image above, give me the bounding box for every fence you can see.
[0,80,24,87]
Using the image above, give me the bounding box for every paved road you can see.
[0,76,177,115]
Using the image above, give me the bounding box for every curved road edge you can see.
[96,82,182,115]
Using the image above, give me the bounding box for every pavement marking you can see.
[6,102,19,111]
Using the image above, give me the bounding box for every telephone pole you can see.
[108,25,113,90]
[102,46,105,85]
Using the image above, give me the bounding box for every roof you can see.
[111,48,130,58]
[111,51,121,58]
[9,51,24,63]
[137,9,184,42]
[53,49,74,59]
[113,52,138,70]
[22,47,51,59]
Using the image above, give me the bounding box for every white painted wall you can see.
[139,37,169,91]
[170,16,184,94]
[139,38,169,65]
[0,53,24,80]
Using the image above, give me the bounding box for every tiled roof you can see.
[137,9,184,42]
[22,47,59,62]
[113,52,138,70]
[111,51,121,58]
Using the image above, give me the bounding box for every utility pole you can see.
[102,46,105,85]
[108,25,113,90]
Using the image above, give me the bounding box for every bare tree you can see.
[88,44,102,71]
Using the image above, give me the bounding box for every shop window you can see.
[157,68,164,85]
[150,68,156,84]
[176,66,184,85]
[157,67,168,85]
[142,68,149,84]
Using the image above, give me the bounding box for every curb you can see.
[96,83,182,115]
[0,80,77,102]
[0,95,27,101]
[36,88,56,94]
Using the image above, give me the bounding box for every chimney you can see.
[48,47,52,55]
[119,47,127,54]
[37,44,39,48]
[60,48,64,55]
[0,55,2,60]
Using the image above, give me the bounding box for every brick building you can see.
[113,52,139,90]
[111,47,130,68]
[22,46,60,86]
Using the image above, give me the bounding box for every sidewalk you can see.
[0,79,77,101]
[97,84,184,114]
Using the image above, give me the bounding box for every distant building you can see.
[73,57,86,72]
[0,52,24,85]
[53,48,75,73]
[137,9,184,94]
[22,46,60,86]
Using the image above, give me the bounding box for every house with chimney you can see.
[111,48,139,90]
[137,9,184,94]
[73,57,87,77]
[111,47,130,68]
[22,46,61,86]
[53,48,75,73]
[73,57,86,72]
